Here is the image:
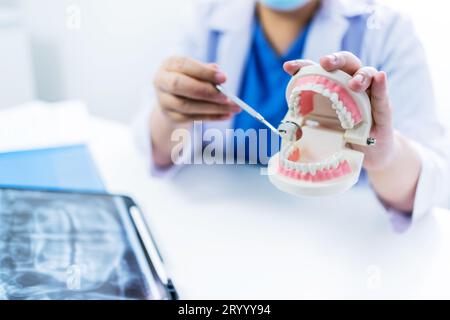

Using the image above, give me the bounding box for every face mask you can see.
[259,0,310,11]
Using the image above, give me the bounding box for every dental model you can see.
[268,65,374,196]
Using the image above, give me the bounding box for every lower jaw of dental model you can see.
[279,147,352,182]
[268,65,372,197]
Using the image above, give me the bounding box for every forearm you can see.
[150,106,191,168]
[367,132,422,213]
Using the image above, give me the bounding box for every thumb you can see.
[283,59,316,76]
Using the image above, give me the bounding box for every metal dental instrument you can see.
[215,84,282,137]
[278,121,303,142]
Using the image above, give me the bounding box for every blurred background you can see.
[0,0,449,123]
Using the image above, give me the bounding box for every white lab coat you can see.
[134,0,450,219]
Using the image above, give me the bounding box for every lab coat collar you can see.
[207,0,256,32]
[206,0,373,32]
[303,1,349,62]
[321,0,374,18]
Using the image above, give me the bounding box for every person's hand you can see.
[153,56,240,124]
[283,52,396,172]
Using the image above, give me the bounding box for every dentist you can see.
[139,0,450,219]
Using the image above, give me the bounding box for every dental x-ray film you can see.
[0,188,175,300]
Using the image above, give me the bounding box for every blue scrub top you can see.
[233,17,311,164]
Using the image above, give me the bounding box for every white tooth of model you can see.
[308,163,316,175]
[330,93,339,103]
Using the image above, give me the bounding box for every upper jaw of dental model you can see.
[278,145,352,182]
[288,75,363,130]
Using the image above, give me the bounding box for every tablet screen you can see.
[0,188,168,300]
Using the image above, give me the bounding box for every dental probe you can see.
[215,84,282,137]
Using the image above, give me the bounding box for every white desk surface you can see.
[89,117,450,300]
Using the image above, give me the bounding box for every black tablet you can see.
[0,187,177,300]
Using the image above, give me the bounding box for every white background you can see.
[1,0,449,123]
